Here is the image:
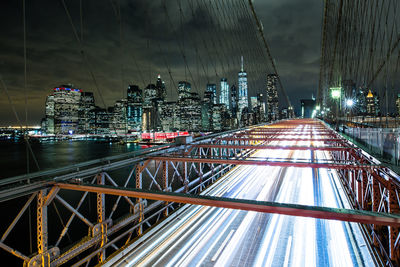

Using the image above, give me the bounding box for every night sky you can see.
[0,0,322,125]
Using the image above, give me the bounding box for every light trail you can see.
[105,124,377,267]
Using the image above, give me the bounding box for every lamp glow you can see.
[330,87,341,99]
[346,99,354,107]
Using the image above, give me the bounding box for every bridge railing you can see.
[325,122,400,266]
[0,124,260,266]
[343,126,400,168]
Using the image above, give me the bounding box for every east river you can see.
[0,140,143,265]
[0,140,141,179]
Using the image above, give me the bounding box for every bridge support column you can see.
[183,162,188,193]
[27,190,60,267]
[37,190,48,258]
[388,182,400,264]
[361,171,369,209]
[136,163,143,236]
[372,173,383,247]
[210,149,214,181]
[96,173,106,263]
[163,160,169,217]
[199,162,203,192]
[356,170,363,208]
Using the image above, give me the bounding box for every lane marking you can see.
[211,229,235,262]
[283,235,292,267]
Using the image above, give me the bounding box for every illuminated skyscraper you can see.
[230,84,238,117]
[127,85,142,132]
[156,74,166,100]
[207,83,217,104]
[78,92,95,134]
[266,74,279,121]
[178,81,191,100]
[175,81,202,131]
[44,95,54,134]
[396,94,400,115]
[219,78,229,108]
[366,89,380,116]
[238,56,248,114]
[142,83,159,132]
[53,85,82,134]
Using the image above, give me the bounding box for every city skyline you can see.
[39,58,284,134]
[0,0,324,125]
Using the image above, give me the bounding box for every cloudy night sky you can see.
[0,0,323,125]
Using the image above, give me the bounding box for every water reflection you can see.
[0,141,140,179]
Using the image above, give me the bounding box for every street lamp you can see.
[330,87,342,131]
[345,98,354,128]
[346,99,354,107]
[330,87,341,99]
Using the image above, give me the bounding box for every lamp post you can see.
[345,98,354,136]
[346,99,354,123]
[330,87,342,131]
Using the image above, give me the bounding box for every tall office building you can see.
[266,74,279,121]
[366,89,380,116]
[159,102,176,131]
[111,99,127,134]
[238,56,249,114]
[178,81,192,100]
[127,85,142,132]
[53,85,82,134]
[230,84,238,117]
[142,83,159,132]
[257,93,266,114]
[212,104,225,131]
[206,83,217,104]
[93,107,111,135]
[204,91,214,104]
[175,82,202,131]
[78,92,95,134]
[257,93,266,122]
[219,78,229,108]
[44,95,55,134]
[156,74,166,100]
[355,88,367,115]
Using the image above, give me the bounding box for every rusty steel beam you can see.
[148,156,377,170]
[241,133,335,136]
[55,183,400,227]
[192,144,354,151]
[219,137,343,142]
[246,128,331,131]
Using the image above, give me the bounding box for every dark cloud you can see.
[0,0,322,125]
[256,0,323,106]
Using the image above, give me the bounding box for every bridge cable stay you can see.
[247,0,292,111]
[60,0,122,137]
[317,0,329,107]
[320,0,400,263]
[22,0,34,256]
[320,0,400,122]
[239,0,273,97]
[0,1,284,265]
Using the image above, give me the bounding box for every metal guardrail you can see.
[0,124,266,202]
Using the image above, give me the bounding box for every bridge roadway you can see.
[105,124,376,266]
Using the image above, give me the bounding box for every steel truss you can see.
[0,124,257,266]
[0,119,399,266]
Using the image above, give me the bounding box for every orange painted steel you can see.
[192,144,354,151]
[56,183,400,227]
[218,137,343,142]
[150,156,379,170]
